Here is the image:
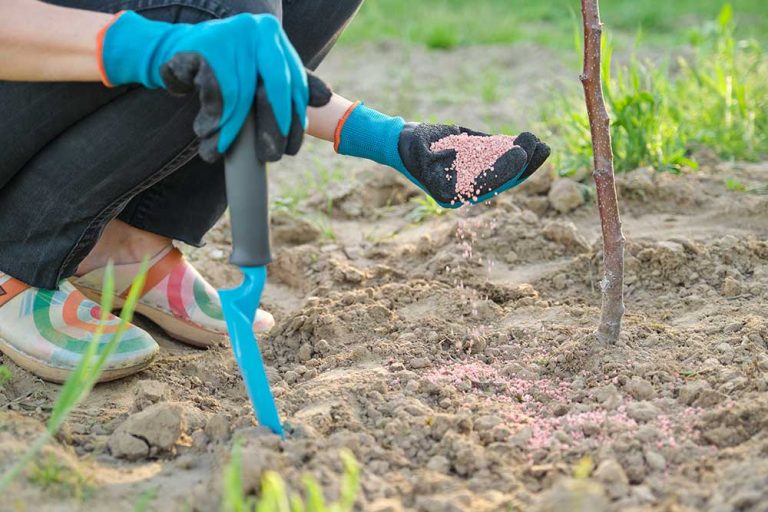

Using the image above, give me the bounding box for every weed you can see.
[272,194,308,216]
[340,0,768,50]
[28,454,91,499]
[425,24,460,50]
[133,486,159,512]
[272,161,344,217]
[222,439,360,512]
[543,5,768,175]
[407,195,446,224]
[481,71,500,105]
[572,456,593,480]
[725,177,747,192]
[0,261,147,493]
[312,158,345,188]
[222,440,254,512]
[312,216,337,241]
[725,176,768,195]
[0,365,11,387]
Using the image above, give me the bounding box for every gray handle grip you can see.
[224,114,271,267]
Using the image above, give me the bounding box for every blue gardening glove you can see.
[335,103,550,207]
[98,11,327,162]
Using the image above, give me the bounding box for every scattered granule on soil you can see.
[424,361,705,458]
[424,361,571,404]
[431,132,519,201]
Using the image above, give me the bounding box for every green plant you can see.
[0,365,11,387]
[480,71,500,104]
[340,0,768,50]
[272,194,308,216]
[0,261,147,493]
[133,486,159,512]
[543,4,768,175]
[222,440,252,512]
[725,177,747,191]
[425,24,460,50]
[222,440,360,512]
[406,195,446,224]
[677,4,767,160]
[572,456,593,480]
[272,162,343,217]
[28,454,91,499]
[312,216,337,241]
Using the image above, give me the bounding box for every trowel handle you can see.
[224,113,272,267]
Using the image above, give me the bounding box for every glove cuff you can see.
[96,11,126,87]
[335,103,408,174]
[98,10,176,89]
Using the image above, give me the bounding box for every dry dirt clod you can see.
[678,380,710,405]
[108,403,186,460]
[191,429,208,448]
[452,442,487,477]
[722,275,743,297]
[625,376,656,401]
[367,499,404,512]
[536,478,610,512]
[518,162,555,195]
[108,429,150,461]
[692,389,726,408]
[618,166,656,197]
[593,459,630,499]
[625,401,659,423]
[426,455,451,474]
[133,379,171,411]
[315,339,331,355]
[297,343,313,362]
[548,179,588,213]
[409,357,431,369]
[542,220,591,252]
[240,445,281,494]
[205,414,231,443]
[271,211,321,246]
[644,450,666,472]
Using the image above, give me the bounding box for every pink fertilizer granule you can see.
[430,133,519,201]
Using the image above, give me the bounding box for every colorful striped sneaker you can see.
[73,247,275,348]
[0,273,158,383]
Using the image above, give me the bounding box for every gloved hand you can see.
[398,124,550,205]
[334,103,550,208]
[98,11,331,162]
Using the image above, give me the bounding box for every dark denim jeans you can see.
[0,0,362,288]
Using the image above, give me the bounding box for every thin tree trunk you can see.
[580,0,625,343]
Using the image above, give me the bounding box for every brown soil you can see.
[2,43,768,512]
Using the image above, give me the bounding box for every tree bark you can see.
[580,0,625,343]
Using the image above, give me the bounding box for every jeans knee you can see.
[223,0,282,20]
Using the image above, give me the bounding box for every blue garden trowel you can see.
[218,113,284,438]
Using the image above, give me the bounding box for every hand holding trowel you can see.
[219,72,331,437]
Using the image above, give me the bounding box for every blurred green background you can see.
[339,1,768,172]
[340,0,768,49]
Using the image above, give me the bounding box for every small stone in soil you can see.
[132,379,170,411]
[626,401,659,422]
[594,459,630,499]
[409,357,430,369]
[205,414,231,443]
[625,376,656,401]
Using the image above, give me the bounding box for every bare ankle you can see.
[76,220,172,276]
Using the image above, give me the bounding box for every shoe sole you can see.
[0,335,155,384]
[77,287,226,349]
